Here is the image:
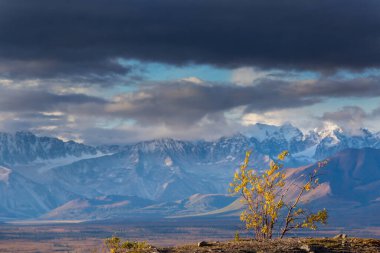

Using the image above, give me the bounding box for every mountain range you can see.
[0,123,380,224]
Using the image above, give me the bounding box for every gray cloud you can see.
[104,77,380,126]
[320,104,380,133]
[4,76,379,127]
[0,87,107,113]
[372,106,380,117]
[321,106,368,131]
[293,77,380,98]
[0,112,65,131]
[2,75,380,143]
[76,115,238,145]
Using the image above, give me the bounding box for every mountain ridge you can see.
[1,124,380,220]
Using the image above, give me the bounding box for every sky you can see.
[0,0,380,144]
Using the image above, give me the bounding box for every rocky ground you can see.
[156,237,380,253]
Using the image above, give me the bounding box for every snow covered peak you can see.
[278,123,303,142]
[245,123,282,141]
[314,122,343,140]
[359,128,372,136]
[246,123,302,142]
[134,138,189,153]
[15,131,36,138]
[218,133,247,143]
[309,124,377,142]
[0,131,99,164]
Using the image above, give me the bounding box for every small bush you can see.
[234,231,240,241]
[104,236,150,253]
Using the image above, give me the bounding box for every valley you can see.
[0,217,379,252]
[1,123,380,251]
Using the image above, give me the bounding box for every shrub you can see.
[230,150,328,239]
[104,236,150,253]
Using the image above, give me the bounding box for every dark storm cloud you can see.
[289,77,380,98]
[0,87,107,112]
[0,59,133,86]
[106,77,380,125]
[0,0,380,82]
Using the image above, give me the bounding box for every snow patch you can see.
[294,144,318,158]
[0,166,11,183]
[164,157,173,167]
[316,122,343,139]
[162,182,170,190]
[36,152,109,173]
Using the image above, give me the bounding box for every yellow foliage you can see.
[230,150,328,240]
[277,150,289,161]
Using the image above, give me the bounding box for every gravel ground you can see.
[156,237,380,253]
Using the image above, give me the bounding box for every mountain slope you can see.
[203,148,380,227]
[0,166,76,219]
[286,148,380,204]
[44,146,253,201]
[43,194,238,220]
[44,148,380,221]
[42,195,156,220]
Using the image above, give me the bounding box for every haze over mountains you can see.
[0,123,380,224]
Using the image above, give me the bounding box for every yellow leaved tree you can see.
[229,150,328,239]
